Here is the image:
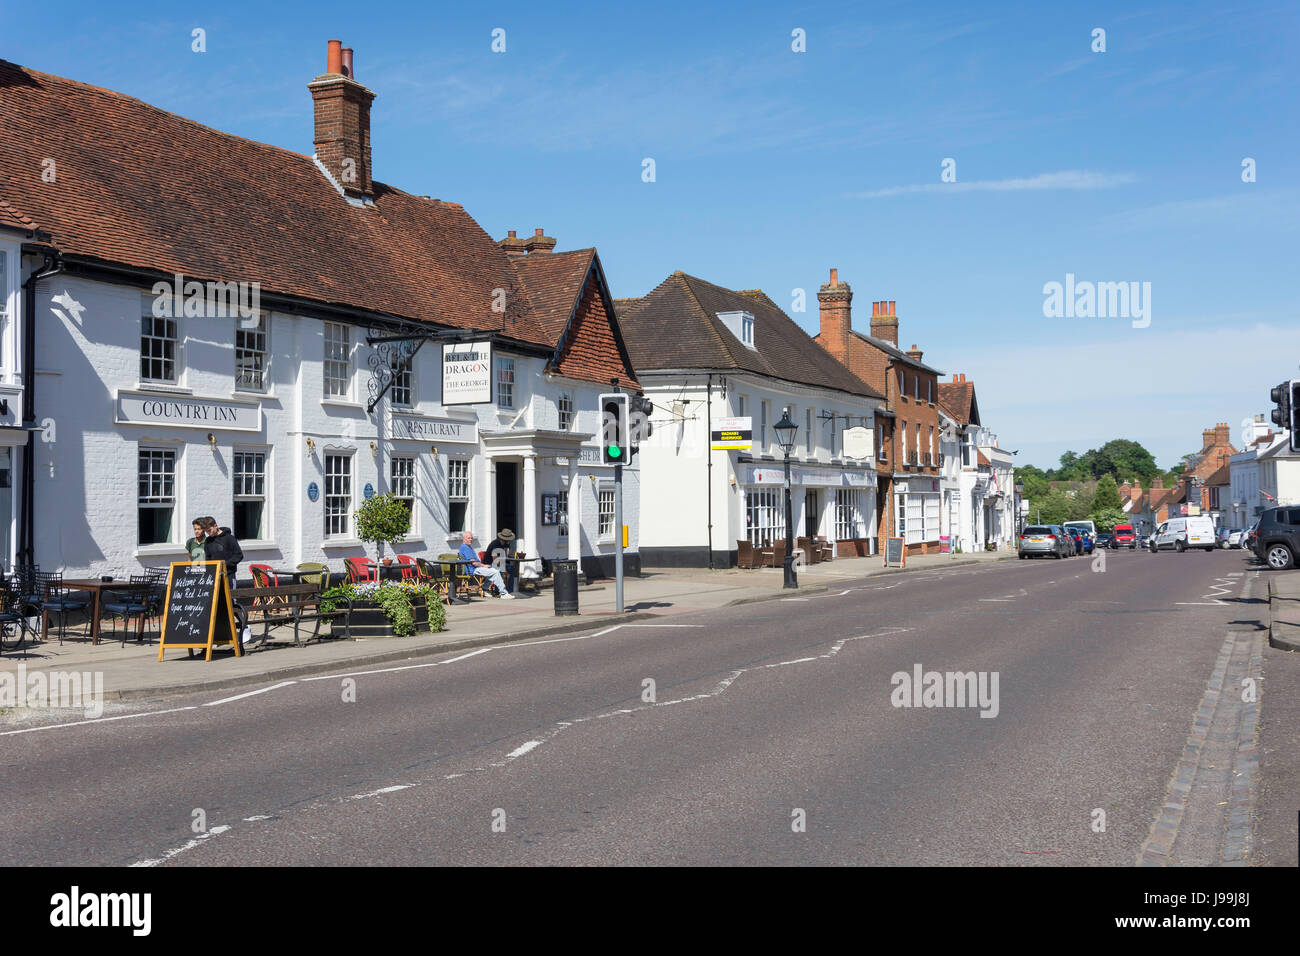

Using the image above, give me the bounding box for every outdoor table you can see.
[265,569,311,584]
[439,559,478,603]
[48,578,120,645]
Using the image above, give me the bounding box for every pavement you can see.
[1267,569,1300,652]
[1,549,1016,706]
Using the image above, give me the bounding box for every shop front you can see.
[741,463,877,557]
[895,477,942,555]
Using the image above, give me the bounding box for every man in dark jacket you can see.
[200,517,244,579]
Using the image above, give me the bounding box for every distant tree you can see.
[1100,439,1158,483]
[1016,464,1050,501]
[1090,507,1127,533]
[1035,487,1075,525]
[1091,475,1123,512]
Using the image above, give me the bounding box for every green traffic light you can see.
[609,445,622,458]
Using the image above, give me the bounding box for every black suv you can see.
[1253,507,1300,570]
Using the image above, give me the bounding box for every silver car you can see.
[1019,525,1068,559]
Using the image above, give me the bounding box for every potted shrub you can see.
[322,580,447,638]
[355,492,411,563]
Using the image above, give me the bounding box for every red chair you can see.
[395,555,417,581]
[249,564,279,587]
[345,557,379,583]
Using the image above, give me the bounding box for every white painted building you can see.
[1257,432,1300,509]
[0,48,642,580]
[619,274,885,567]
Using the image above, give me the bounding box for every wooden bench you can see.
[232,583,352,644]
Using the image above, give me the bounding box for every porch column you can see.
[522,454,538,560]
[484,456,496,547]
[567,465,582,562]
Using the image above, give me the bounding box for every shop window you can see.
[138,448,176,544]
[744,486,784,545]
[235,313,268,391]
[324,453,352,537]
[447,458,470,533]
[233,450,266,540]
[835,488,863,540]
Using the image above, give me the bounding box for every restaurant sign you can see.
[442,342,493,406]
[115,391,260,431]
[391,414,478,444]
[745,465,875,487]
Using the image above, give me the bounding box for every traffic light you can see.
[600,392,629,464]
[1277,379,1300,452]
[629,394,654,447]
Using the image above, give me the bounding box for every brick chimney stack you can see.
[906,343,923,363]
[310,39,377,201]
[498,229,526,256]
[870,299,898,345]
[523,227,557,254]
[817,268,852,364]
[1214,422,1231,447]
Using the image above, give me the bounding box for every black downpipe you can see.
[19,250,63,565]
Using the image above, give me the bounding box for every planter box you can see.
[332,596,431,638]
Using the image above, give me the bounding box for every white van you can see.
[1149,515,1217,552]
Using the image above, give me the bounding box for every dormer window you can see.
[716,311,756,351]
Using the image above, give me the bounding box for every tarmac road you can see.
[0,547,1280,866]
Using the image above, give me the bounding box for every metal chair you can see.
[395,555,417,581]
[295,562,329,589]
[416,558,451,605]
[102,574,154,645]
[345,556,379,584]
[40,572,89,644]
[249,564,279,587]
[0,576,36,654]
[437,552,484,599]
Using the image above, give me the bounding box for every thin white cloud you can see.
[850,170,1138,199]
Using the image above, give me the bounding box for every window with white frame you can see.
[323,322,350,397]
[745,486,784,545]
[141,313,178,383]
[835,488,864,540]
[760,401,769,451]
[138,448,176,545]
[914,375,921,400]
[805,408,813,454]
[928,378,933,403]
[915,424,921,464]
[923,493,940,541]
[897,369,905,397]
[900,420,908,460]
[929,426,935,465]
[447,458,470,533]
[324,453,352,537]
[737,395,746,418]
[232,449,266,540]
[896,492,907,539]
[390,357,413,407]
[558,392,573,431]
[741,313,754,346]
[556,488,569,538]
[497,357,515,409]
[0,250,7,323]
[878,423,888,461]
[599,485,616,538]
[235,313,268,391]
[904,493,924,544]
[391,455,416,531]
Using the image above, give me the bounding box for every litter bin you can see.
[552,559,579,616]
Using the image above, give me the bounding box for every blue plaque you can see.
[363,482,375,500]
[307,481,319,503]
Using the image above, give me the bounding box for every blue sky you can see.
[3,0,1297,469]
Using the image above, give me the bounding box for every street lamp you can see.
[774,408,799,588]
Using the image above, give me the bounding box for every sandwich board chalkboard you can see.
[157,561,241,661]
[883,537,905,569]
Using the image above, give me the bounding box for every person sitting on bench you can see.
[458,532,514,599]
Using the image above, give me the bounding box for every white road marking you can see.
[507,740,542,758]
[243,815,271,822]
[349,784,411,799]
[779,598,810,602]
[0,705,199,737]
[204,681,297,706]
[299,647,491,681]
[131,825,231,867]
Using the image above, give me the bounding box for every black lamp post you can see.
[774,408,799,588]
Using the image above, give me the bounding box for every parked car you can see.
[1096,532,1113,549]
[1019,525,1069,559]
[1058,525,1079,556]
[1243,520,1261,556]
[1227,529,1245,548]
[1216,527,1242,549]
[1138,533,1151,549]
[1068,527,1093,554]
[1112,524,1137,549]
[1149,515,1217,552]
[1254,507,1300,570]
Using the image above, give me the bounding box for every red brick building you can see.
[814,269,944,555]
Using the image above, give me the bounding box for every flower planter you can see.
[333,595,431,638]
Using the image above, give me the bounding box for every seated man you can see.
[486,528,517,594]
[458,531,513,599]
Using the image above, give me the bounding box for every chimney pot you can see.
[872,301,880,317]
[341,47,354,78]
[508,230,516,238]
[535,227,544,236]
[889,300,896,315]
[327,39,342,75]
[829,268,838,286]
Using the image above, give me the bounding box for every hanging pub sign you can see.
[842,426,874,460]
[442,342,493,406]
[711,417,752,450]
[157,561,240,662]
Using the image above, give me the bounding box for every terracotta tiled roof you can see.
[0,197,39,233]
[976,450,991,467]
[0,58,636,388]
[619,272,883,399]
[937,380,979,425]
[1204,463,1231,486]
[510,249,638,389]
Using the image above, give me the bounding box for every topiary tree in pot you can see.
[355,492,411,564]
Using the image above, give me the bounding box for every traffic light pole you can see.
[615,463,624,613]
